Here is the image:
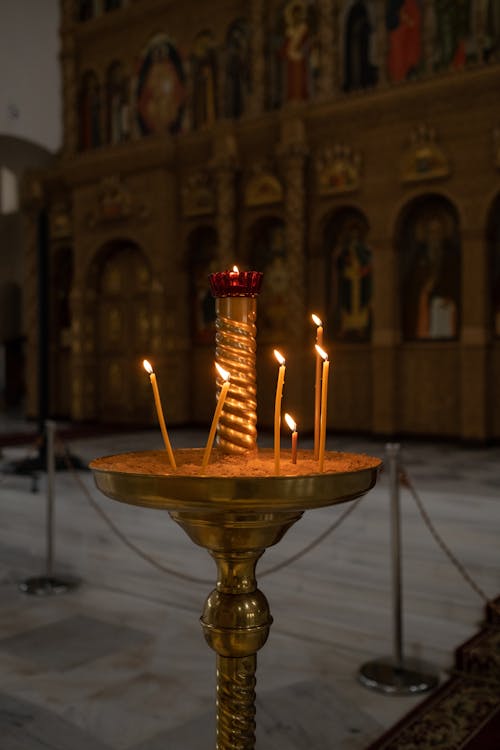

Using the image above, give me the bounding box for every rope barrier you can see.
[4,429,497,624]
[400,469,500,619]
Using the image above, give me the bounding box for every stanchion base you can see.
[19,576,79,596]
[358,656,439,695]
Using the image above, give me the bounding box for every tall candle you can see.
[284,413,298,464]
[312,314,323,460]
[315,345,330,472]
[143,359,177,470]
[202,364,231,468]
[273,349,286,475]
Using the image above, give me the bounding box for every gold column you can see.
[316,0,335,98]
[249,0,265,115]
[214,134,238,269]
[371,232,399,436]
[279,121,308,342]
[460,227,489,441]
[375,0,388,87]
[60,25,78,156]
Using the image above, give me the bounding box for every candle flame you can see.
[215,362,230,382]
[315,344,328,361]
[143,359,153,374]
[232,265,239,272]
[284,413,296,432]
[311,313,323,327]
[274,349,285,366]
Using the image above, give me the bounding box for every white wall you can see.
[0,0,61,153]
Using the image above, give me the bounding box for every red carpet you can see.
[366,598,500,749]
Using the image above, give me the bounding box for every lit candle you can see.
[143,360,177,470]
[312,314,323,460]
[284,413,298,464]
[202,363,231,468]
[273,349,286,475]
[315,345,330,472]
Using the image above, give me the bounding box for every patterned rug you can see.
[366,598,500,749]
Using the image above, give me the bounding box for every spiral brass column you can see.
[209,271,263,454]
[202,549,270,749]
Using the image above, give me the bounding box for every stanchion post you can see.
[19,421,78,596]
[388,443,403,668]
[45,419,55,580]
[357,443,439,695]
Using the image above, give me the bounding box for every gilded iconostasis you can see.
[22,0,500,441]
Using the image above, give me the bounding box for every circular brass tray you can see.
[90,448,381,514]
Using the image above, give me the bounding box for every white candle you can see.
[284,412,298,464]
[312,314,323,460]
[202,363,231,468]
[273,349,286,475]
[143,359,177,470]
[315,345,330,472]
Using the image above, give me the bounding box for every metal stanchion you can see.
[19,421,78,596]
[358,443,438,695]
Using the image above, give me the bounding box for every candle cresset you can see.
[209,270,263,298]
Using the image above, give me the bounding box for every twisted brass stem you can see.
[216,655,256,749]
[215,298,257,454]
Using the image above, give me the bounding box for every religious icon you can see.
[269,0,319,108]
[343,0,379,91]
[79,71,101,150]
[106,62,129,144]
[191,31,218,130]
[224,19,251,119]
[136,34,186,136]
[328,217,372,340]
[432,0,474,71]
[401,206,460,340]
[482,0,500,61]
[386,0,423,82]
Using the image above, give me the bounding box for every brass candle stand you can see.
[90,269,381,748]
[90,449,381,750]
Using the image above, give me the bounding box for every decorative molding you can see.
[182,171,216,217]
[85,175,149,228]
[244,161,284,207]
[315,144,362,196]
[50,203,72,239]
[401,123,450,184]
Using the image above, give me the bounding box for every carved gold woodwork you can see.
[244,163,284,207]
[85,176,150,229]
[401,124,450,184]
[182,171,216,217]
[315,144,362,196]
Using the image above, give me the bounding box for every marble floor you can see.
[0,422,499,749]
